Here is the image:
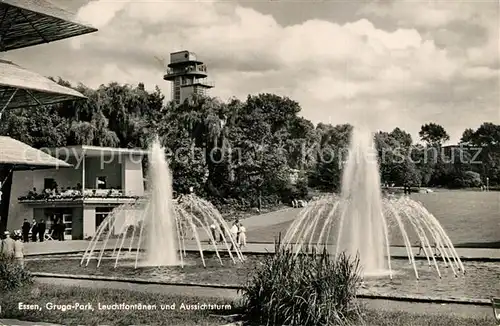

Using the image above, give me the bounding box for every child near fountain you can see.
[417,239,424,255]
[219,223,225,243]
[210,223,217,244]
[13,231,24,268]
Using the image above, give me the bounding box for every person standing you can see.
[21,219,31,243]
[13,233,24,268]
[51,218,59,240]
[30,219,38,242]
[58,220,66,241]
[433,242,441,257]
[38,219,46,242]
[238,223,247,248]
[1,231,15,258]
[210,223,217,244]
[230,220,239,250]
[417,239,424,256]
[219,223,225,243]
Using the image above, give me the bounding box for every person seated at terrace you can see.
[27,188,37,197]
[60,187,79,197]
[107,188,122,197]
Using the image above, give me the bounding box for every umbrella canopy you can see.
[0,136,72,232]
[0,136,72,169]
[0,0,97,52]
[0,59,85,113]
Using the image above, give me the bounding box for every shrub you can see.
[240,237,362,326]
[463,171,482,187]
[0,254,33,291]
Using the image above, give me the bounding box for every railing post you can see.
[82,153,86,196]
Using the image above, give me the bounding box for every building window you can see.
[44,178,55,190]
[96,207,114,229]
[96,176,107,189]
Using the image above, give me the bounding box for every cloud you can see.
[6,0,498,144]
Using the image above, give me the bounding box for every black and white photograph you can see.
[0,0,499,325]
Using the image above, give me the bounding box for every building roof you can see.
[0,0,98,52]
[47,145,149,158]
[0,59,86,110]
[0,136,72,169]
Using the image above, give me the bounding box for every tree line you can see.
[1,80,499,209]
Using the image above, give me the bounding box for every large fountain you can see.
[283,127,465,279]
[81,137,244,268]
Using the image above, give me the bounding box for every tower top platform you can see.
[168,50,204,68]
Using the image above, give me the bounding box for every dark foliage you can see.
[0,254,33,291]
[1,79,499,215]
[240,237,362,326]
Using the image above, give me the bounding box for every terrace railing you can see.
[18,189,143,202]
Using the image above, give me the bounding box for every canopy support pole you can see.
[0,88,18,120]
[25,89,43,106]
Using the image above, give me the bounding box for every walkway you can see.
[21,205,500,260]
[0,320,59,326]
[22,207,297,254]
[0,319,61,326]
[24,239,500,260]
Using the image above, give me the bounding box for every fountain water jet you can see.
[334,127,392,277]
[143,139,178,266]
[81,137,244,268]
[283,127,465,279]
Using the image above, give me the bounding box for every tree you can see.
[460,128,475,145]
[0,109,33,145]
[5,76,498,204]
[419,123,450,146]
[308,124,352,191]
[460,122,500,185]
[375,131,417,188]
[397,159,421,187]
[390,127,412,148]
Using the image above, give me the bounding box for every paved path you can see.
[0,320,59,326]
[21,205,500,260]
[24,239,500,260]
[35,277,493,317]
[237,207,299,230]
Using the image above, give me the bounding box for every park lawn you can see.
[362,309,492,326]
[245,191,500,247]
[0,284,493,326]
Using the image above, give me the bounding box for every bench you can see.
[492,298,500,325]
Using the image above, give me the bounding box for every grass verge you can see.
[0,284,493,326]
[0,283,241,326]
[362,309,492,326]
